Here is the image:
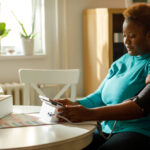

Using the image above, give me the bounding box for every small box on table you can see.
[0,95,13,118]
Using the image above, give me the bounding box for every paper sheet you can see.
[0,113,56,129]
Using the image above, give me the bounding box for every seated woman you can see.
[54,3,150,150]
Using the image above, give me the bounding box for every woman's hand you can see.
[52,98,79,106]
[57,105,94,123]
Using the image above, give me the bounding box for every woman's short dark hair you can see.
[123,3,150,32]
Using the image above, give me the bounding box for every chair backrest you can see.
[18,69,80,105]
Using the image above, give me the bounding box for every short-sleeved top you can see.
[77,52,150,137]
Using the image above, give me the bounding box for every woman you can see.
[54,3,150,150]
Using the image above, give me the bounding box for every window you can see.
[0,0,45,56]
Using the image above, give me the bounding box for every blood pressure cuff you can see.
[131,84,150,115]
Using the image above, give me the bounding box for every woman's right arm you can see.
[54,76,108,108]
[53,85,105,108]
[76,77,108,108]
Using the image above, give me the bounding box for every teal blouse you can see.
[78,53,150,137]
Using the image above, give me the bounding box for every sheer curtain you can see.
[33,0,45,54]
[53,0,69,69]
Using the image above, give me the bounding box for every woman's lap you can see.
[98,132,150,150]
[83,130,150,150]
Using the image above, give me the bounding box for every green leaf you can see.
[0,22,10,39]
[31,32,38,39]
[0,23,6,35]
[11,11,37,39]
[0,29,11,40]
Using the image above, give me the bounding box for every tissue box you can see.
[0,95,13,118]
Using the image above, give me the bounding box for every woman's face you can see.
[123,19,150,56]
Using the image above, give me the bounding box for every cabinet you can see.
[83,8,126,96]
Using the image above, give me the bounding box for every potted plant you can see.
[12,11,37,56]
[0,22,11,54]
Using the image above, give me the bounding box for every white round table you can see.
[0,105,96,150]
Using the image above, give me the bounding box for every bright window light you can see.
[0,0,45,55]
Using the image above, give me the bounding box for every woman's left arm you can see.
[90,100,144,121]
[57,99,144,122]
[92,76,150,121]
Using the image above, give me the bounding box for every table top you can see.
[0,105,96,150]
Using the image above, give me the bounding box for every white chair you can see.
[18,69,80,105]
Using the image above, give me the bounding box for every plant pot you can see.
[21,38,34,56]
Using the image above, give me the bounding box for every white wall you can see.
[66,0,125,96]
[0,0,125,97]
